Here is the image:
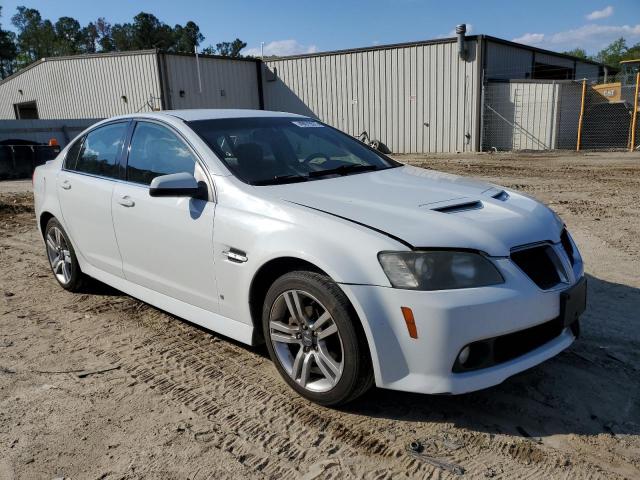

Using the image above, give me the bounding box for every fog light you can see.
[458,346,471,365]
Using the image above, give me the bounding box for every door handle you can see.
[60,180,71,190]
[117,195,135,207]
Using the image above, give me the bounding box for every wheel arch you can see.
[248,256,372,367]
[39,211,55,238]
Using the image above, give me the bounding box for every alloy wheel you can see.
[268,289,344,392]
[46,226,72,285]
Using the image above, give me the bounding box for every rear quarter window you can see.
[68,122,128,178]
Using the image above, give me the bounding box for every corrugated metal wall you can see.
[486,40,602,82]
[0,51,162,119]
[163,55,260,110]
[485,42,534,80]
[575,63,600,80]
[263,40,481,153]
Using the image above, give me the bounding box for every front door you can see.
[57,121,129,277]
[111,121,219,312]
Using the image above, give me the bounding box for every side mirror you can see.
[149,172,201,198]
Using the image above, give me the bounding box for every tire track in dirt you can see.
[60,290,626,480]
[4,155,639,480]
[1,221,631,479]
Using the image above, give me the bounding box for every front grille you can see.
[511,244,564,290]
[452,316,578,373]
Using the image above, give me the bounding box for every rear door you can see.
[111,120,219,312]
[57,121,129,277]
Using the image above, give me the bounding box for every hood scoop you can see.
[431,200,483,214]
[491,190,509,201]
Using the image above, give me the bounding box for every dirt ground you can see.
[1,151,639,480]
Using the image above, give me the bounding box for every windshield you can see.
[187,117,400,185]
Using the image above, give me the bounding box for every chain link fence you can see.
[481,71,640,152]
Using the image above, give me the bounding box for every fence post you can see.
[576,79,587,151]
[630,72,640,152]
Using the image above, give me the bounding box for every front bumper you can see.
[341,258,583,395]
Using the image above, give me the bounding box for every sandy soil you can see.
[1,151,639,479]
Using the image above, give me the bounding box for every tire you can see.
[262,271,373,406]
[44,218,85,292]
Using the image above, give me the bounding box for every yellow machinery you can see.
[578,60,640,151]
[593,59,640,102]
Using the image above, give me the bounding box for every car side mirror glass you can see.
[149,172,202,198]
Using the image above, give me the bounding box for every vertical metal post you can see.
[630,72,640,152]
[195,46,202,94]
[479,74,486,152]
[576,79,587,152]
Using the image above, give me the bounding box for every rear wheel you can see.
[44,218,85,292]
[262,271,373,406]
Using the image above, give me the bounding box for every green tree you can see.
[54,16,82,55]
[173,21,204,53]
[80,22,99,54]
[95,18,114,52]
[215,38,247,57]
[0,7,17,78]
[12,7,57,65]
[623,42,640,62]
[595,37,627,66]
[110,23,134,51]
[130,12,175,50]
[200,44,216,55]
[562,48,588,60]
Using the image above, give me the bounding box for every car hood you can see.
[258,165,562,257]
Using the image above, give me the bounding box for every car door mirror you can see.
[149,172,201,198]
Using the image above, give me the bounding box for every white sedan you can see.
[33,109,586,406]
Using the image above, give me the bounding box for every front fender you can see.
[211,191,404,327]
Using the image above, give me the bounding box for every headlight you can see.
[378,251,504,290]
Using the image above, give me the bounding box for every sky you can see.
[1,0,639,56]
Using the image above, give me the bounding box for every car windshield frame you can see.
[186,117,401,185]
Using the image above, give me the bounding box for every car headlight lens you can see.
[378,251,504,290]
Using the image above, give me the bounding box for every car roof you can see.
[147,109,310,122]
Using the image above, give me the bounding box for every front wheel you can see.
[262,271,373,406]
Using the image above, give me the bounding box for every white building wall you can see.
[162,54,260,110]
[263,39,481,153]
[0,51,162,119]
[483,80,584,151]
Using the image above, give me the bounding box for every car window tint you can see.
[127,122,197,185]
[64,136,84,170]
[187,117,398,184]
[283,128,358,165]
[73,123,127,178]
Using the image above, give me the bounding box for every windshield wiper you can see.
[308,164,379,178]
[252,174,309,186]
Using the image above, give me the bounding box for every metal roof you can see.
[0,49,158,86]
[266,34,606,68]
[0,49,259,87]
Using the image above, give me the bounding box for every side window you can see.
[127,122,198,185]
[73,123,127,178]
[64,136,84,170]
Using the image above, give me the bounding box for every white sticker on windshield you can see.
[292,120,324,128]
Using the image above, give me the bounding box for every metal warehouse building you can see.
[0,50,262,119]
[0,31,605,153]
